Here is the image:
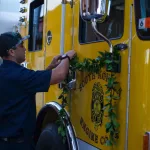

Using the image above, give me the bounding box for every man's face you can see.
[13,42,26,64]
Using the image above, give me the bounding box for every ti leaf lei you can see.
[56,47,121,146]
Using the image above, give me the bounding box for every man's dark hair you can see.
[0,32,30,57]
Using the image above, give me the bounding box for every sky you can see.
[0,0,20,33]
[0,0,64,34]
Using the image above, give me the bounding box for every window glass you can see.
[29,0,44,51]
[135,0,150,40]
[79,0,125,44]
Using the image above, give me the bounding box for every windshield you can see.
[135,0,150,40]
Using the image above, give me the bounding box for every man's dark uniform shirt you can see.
[0,60,51,139]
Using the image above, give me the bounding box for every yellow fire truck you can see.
[19,0,150,149]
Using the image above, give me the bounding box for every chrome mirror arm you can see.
[91,19,113,53]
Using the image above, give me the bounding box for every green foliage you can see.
[56,109,67,144]
[57,47,121,146]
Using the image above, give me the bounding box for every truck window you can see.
[135,0,150,40]
[28,0,44,51]
[79,0,125,44]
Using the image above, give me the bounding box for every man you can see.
[0,32,76,150]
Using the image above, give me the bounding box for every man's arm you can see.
[46,55,61,70]
[46,50,76,85]
[17,50,75,93]
[50,58,69,84]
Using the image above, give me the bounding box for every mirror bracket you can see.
[91,19,113,53]
[62,0,75,8]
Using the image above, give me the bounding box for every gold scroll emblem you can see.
[91,82,104,130]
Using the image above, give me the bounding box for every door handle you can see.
[114,43,128,51]
[58,71,76,90]
[68,79,76,90]
[47,31,52,45]
[67,71,76,90]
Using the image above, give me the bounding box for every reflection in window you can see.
[135,0,150,40]
[79,0,125,43]
[29,0,44,51]
[33,5,44,50]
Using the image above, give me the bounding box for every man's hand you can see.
[46,50,76,71]
[65,50,76,60]
[49,50,76,84]
[46,55,62,70]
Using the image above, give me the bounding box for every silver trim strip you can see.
[125,4,133,150]
[60,4,66,55]
[77,139,99,150]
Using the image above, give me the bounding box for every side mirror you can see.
[80,0,111,22]
[80,0,113,53]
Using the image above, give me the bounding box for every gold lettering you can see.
[82,122,86,131]
[79,84,83,91]
[82,80,85,88]
[98,73,102,79]
[86,127,89,135]
[80,117,84,125]
[92,74,95,80]
[80,117,99,144]
[88,130,91,139]
[90,132,94,141]
[102,72,106,81]
[95,134,98,143]
[105,73,109,82]
[88,74,92,81]
[79,72,111,90]
[84,76,88,84]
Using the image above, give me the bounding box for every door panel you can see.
[71,0,130,149]
[44,1,73,105]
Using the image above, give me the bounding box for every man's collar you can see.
[0,57,3,66]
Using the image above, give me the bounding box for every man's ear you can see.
[8,49,15,57]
